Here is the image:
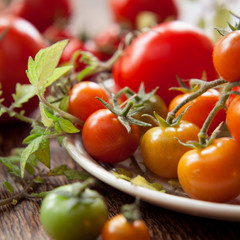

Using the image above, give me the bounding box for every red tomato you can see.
[178,137,240,202]
[168,89,226,134]
[226,96,240,143]
[68,81,109,122]
[82,109,140,163]
[109,0,178,29]
[227,86,240,106]
[95,23,124,60]
[213,30,240,82]
[0,15,47,122]
[59,38,84,67]
[43,24,73,44]
[8,0,72,32]
[113,21,218,105]
[101,214,150,240]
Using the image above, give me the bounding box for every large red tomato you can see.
[113,21,218,105]
[0,15,47,122]
[8,0,72,32]
[109,0,178,29]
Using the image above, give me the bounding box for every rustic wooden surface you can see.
[1,122,240,240]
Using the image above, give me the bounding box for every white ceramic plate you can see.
[64,135,240,222]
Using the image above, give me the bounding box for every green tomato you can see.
[40,182,108,240]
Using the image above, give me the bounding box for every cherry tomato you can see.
[226,95,240,143]
[59,38,84,67]
[40,182,108,240]
[227,86,240,106]
[8,0,72,32]
[113,21,218,105]
[141,120,200,178]
[95,23,124,60]
[213,30,240,82]
[68,81,109,122]
[101,214,150,240]
[43,24,73,44]
[82,109,140,163]
[168,89,226,134]
[0,14,46,122]
[178,137,240,202]
[109,0,178,29]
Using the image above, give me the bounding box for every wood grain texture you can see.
[1,123,240,240]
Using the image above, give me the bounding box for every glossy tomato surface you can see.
[109,0,178,29]
[68,81,109,122]
[213,30,240,82]
[178,137,240,202]
[113,21,218,105]
[40,183,108,240]
[226,96,240,143]
[8,0,72,32]
[141,120,200,178]
[82,109,140,163]
[101,214,150,240]
[0,15,46,122]
[168,89,226,134]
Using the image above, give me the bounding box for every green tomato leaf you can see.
[57,118,80,133]
[3,181,14,194]
[34,176,44,183]
[40,102,54,127]
[20,135,45,178]
[34,137,50,169]
[11,84,36,109]
[59,96,69,112]
[63,169,90,181]
[0,156,21,177]
[27,39,70,89]
[44,66,72,88]
[49,164,68,176]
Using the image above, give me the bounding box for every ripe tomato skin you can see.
[101,214,150,240]
[82,109,140,163]
[0,15,47,122]
[178,137,240,202]
[213,30,240,82]
[40,183,108,240]
[113,21,218,105]
[168,89,226,134]
[8,0,72,32]
[226,96,240,143]
[140,121,200,178]
[68,81,109,122]
[227,86,240,106]
[109,0,178,29]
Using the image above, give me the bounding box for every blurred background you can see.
[69,0,240,40]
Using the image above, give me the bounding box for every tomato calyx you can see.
[120,198,142,223]
[97,92,151,133]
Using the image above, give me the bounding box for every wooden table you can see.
[1,122,240,240]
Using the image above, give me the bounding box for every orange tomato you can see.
[168,89,226,134]
[141,120,200,178]
[226,95,240,143]
[178,137,240,202]
[213,30,240,82]
[101,214,150,240]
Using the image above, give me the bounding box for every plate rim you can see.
[64,135,240,222]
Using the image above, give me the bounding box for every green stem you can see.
[0,179,35,206]
[0,104,35,124]
[198,81,240,145]
[166,78,227,125]
[38,91,84,127]
[120,101,134,117]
